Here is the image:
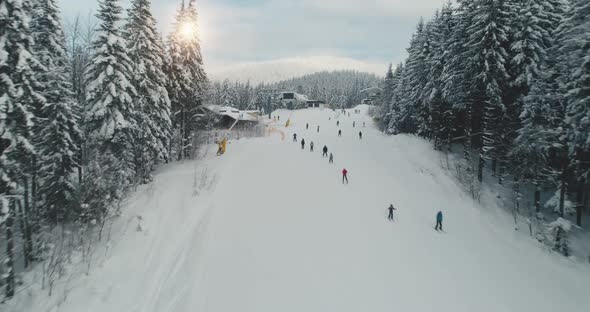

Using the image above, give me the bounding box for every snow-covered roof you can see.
[360,87,383,94]
[204,105,258,121]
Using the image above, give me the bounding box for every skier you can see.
[310,141,314,152]
[301,138,305,150]
[387,204,396,221]
[293,133,297,142]
[342,168,349,184]
[363,121,366,127]
[359,131,362,140]
[353,121,355,127]
[435,211,443,231]
[322,145,328,157]
[277,115,280,121]
[338,129,342,136]
[329,153,334,164]
[306,123,309,130]
[337,120,340,126]
[317,125,320,133]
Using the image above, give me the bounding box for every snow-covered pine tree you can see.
[403,18,432,137]
[386,63,405,135]
[179,0,207,155]
[425,3,456,151]
[504,0,559,184]
[561,0,590,225]
[124,0,172,181]
[465,0,512,182]
[166,0,208,160]
[441,0,476,164]
[392,20,427,135]
[511,0,568,216]
[84,0,137,180]
[32,0,83,224]
[0,0,45,298]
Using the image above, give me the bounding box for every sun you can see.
[180,21,196,40]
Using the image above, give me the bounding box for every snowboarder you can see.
[435,211,443,231]
[329,153,334,164]
[293,133,297,142]
[322,145,328,157]
[306,123,309,130]
[342,168,349,184]
[317,125,320,133]
[310,141,314,152]
[387,204,396,221]
[353,121,355,127]
[359,131,362,140]
[338,129,342,136]
[301,139,305,150]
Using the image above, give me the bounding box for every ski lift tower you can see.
[259,88,281,118]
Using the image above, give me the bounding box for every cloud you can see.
[58,0,445,79]
[207,55,387,83]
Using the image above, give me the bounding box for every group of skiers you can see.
[295,133,334,163]
[387,204,444,231]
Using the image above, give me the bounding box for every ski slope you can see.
[10,105,590,312]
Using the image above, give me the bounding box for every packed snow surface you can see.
[10,105,590,312]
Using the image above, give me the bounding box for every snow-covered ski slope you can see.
[11,105,590,312]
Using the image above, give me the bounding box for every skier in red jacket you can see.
[342,168,349,184]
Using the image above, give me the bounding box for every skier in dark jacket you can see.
[317,125,320,133]
[329,153,334,163]
[338,129,342,136]
[359,131,362,140]
[306,123,309,130]
[435,211,443,231]
[353,121,355,127]
[310,141,314,152]
[322,145,328,157]
[337,120,340,126]
[293,133,297,142]
[388,204,396,221]
[301,139,305,150]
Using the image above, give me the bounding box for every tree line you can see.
[378,0,589,256]
[0,0,207,298]
[207,70,381,113]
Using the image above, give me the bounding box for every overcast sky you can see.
[58,0,447,78]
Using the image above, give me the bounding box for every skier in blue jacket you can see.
[435,211,443,231]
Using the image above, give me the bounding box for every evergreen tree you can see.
[562,0,590,181]
[386,63,405,134]
[0,0,45,298]
[125,0,172,181]
[403,19,430,136]
[166,0,208,160]
[465,0,512,181]
[441,0,476,164]
[33,0,83,223]
[425,4,456,150]
[84,0,137,175]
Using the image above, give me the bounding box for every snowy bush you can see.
[546,217,572,257]
[544,190,575,215]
